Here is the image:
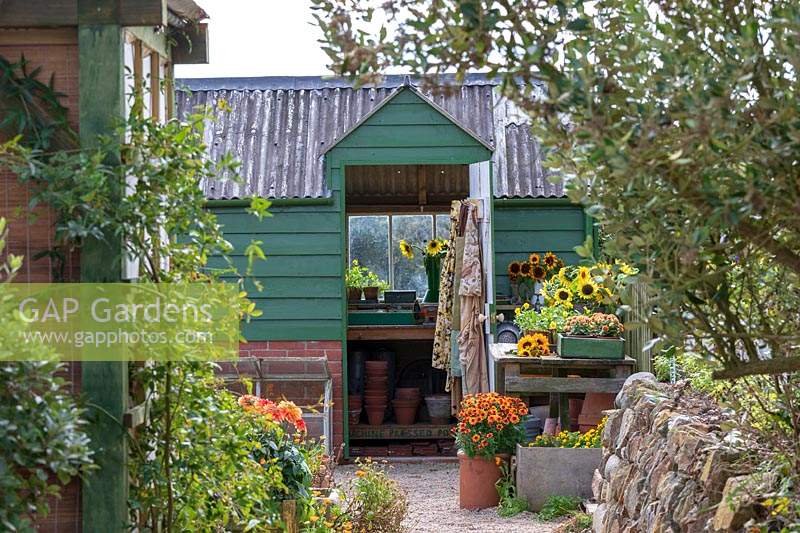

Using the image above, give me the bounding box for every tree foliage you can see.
[312,0,800,379]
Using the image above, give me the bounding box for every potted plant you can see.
[557,313,625,359]
[398,238,448,303]
[516,418,605,511]
[513,303,571,347]
[453,392,528,509]
[345,260,388,303]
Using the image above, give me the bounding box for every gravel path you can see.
[336,461,558,533]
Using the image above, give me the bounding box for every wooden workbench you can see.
[347,324,435,341]
[490,343,636,429]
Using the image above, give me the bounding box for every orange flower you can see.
[529,253,541,265]
[471,434,481,443]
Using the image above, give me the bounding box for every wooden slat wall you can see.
[210,199,343,341]
[493,204,588,298]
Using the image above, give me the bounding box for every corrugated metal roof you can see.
[176,75,562,199]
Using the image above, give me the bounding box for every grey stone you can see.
[712,475,757,531]
[604,453,622,479]
[609,462,635,503]
[602,408,624,450]
[615,372,657,409]
[623,473,645,517]
[592,468,604,501]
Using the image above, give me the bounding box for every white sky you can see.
[175,0,334,79]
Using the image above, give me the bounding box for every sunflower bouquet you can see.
[507,251,564,304]
[541,261,638,312]
[516,332,551,357]
[453,392,528,458]
[399,238,448,302]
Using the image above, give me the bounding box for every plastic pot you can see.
[425,394,451,423]
[458,452,509,509]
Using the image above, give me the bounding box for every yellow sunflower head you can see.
[519,347,532,358]
[519,262,533,278]
[555,287,572,303]
[508,261,522,278]
[577,266,591,282]
[426,239,443,256]
[578,280,598,299]
[517,335,536,353]
[532,265,547,281]
[529,253,541,265]
[529,333,549,355]
[399,240,414,259]
[543,252,558,269]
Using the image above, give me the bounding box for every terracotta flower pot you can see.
[347,287,362,302]
[395,387,421,400]
[366,407,385,426]
[578,392,615,433]
[362,286,379,301]
[392,400,419,425]
[458,451,509,509]
[365,361,389,371]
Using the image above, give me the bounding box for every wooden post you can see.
[78,2,129,531]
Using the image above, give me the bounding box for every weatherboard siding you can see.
[211,198,343,341]
[493,202,588,298]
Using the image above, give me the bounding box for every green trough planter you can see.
[557,333,625,360]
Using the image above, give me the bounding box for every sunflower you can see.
[519,262,533,278]
[543,252,558,269]
[555,287,572,303]
[507,261,522,278]
[577,266,591,282]
[532,265,547,281]
[519,347,532,358]
[426,239,444,256]
[577,280,598,299]
[529,252,541,265]
[517,334,536,353]
[399,240,414,259]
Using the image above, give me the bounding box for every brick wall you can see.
[239,341,345,449]
[0,28,83,533]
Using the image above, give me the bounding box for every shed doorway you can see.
[344,162,493,458]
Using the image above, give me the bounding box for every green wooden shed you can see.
[177,74,593,454]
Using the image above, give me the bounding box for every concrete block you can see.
[515,445,601,511]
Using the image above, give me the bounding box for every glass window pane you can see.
[348,216,389,284]
[435,214,451,240]
[392,215,433,295]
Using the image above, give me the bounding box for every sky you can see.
[175,0,334,79]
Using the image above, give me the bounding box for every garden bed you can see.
[515,445,601,511]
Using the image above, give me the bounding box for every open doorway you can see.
[345,164,468,458]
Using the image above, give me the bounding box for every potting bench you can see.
[489,343,636,430]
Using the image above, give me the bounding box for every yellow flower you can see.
[529,252,540,265]
[507,261,522,278]
[514,307,521,316]
[555,287,572,303]
[325,521,334,528]
[426,239,444,256]
[355,469,366,477]
[577,280,598,299]
[532,264,547,280]
[517,334,536,353]
[548,321,557,330]
[309,515,319,522]
[577,266,591,282]
[523,302,530,309]
[399,240,414,259]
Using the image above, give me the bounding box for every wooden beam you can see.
[77,12,128,533]
[150,51,160,121]
[347,325,435,341]
[417,164,428,206]
[0,0,166,27]
[505,376,628,394]
[170,22,208,64]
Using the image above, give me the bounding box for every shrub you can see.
[454,393,528,458]
[339,458,407,533]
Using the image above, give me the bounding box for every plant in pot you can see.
[398,238,448,303]
[513,303,571,347]
[517,417,605,511]
[345,260,388,303]
[557,313,626,359]
[453,392,528,509]
[362,270,389,302]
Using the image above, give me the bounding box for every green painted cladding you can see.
[493,202,589,298]
[211,199,343,341]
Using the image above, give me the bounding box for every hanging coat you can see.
[457,203,489,394]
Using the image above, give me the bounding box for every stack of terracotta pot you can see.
[392,387,421,425]
[364,360,390,425]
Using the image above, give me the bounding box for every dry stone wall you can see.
[592,373,757,532]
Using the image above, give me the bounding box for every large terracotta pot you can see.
[458,451,509,509]
[392,399,419,425]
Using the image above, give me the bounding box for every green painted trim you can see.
[205,197,334,208]
[126,25,169,58]
[338,163,350,458]
[77,18,128,533]
[494,197,575,208]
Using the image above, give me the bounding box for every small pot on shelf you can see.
[347,287,362,303]
[425,394,451,425]
[362,286,379,301]
[392,398,420,425]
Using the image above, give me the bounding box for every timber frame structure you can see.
[0,2,208,531]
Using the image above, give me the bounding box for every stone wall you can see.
[592,373,757,532]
